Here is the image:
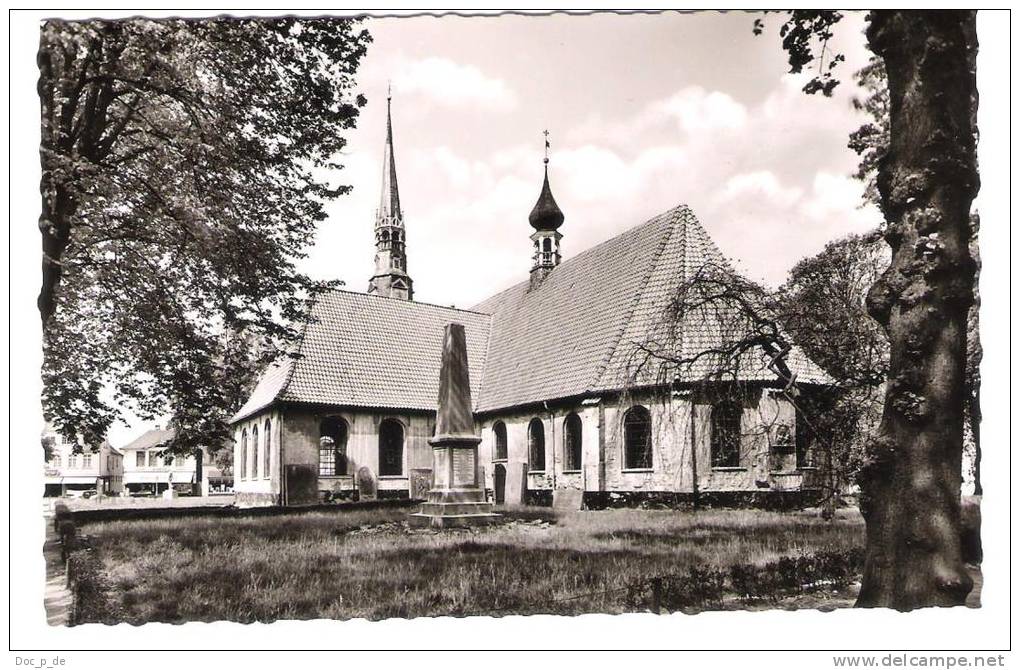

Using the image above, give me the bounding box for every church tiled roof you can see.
[472,204,831,411]
[231,292,491,422]
[231,203,832,423]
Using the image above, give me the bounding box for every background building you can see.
[120,426,231,496]
[42,423,123,497]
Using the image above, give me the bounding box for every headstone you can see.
[410,468,433,500]
[505,461,527,506]
[553,487,584,512]
[357,466,377,500]
[284,464,318,506]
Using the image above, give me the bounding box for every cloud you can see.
[654,87,748,133]
[718,170,803,208]
[567,86,747,147]
[392,57,517,111]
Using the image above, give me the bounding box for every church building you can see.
[230,95,833,508]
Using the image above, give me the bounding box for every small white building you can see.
[43,424,123,496]
[120,426,231,495]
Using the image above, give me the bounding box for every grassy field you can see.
[73,505,866,624]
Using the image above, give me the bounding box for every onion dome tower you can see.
[368,87,414,301]
[529,130,564,289]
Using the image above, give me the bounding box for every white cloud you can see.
[567,86,747,147]
[718,170,803,208]
[392,57,517,111]
[655,87,748,133]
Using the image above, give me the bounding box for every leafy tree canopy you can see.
[39,17,372,454]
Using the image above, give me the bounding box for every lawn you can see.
[73,505,866,624]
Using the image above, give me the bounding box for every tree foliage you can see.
[776,232,890,502]
[848,56,889,206]
[778,232,889,390]
[753,11,847,96]
[39,18,371,453]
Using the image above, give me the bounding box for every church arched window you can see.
[240,429,248,480]
[542,237,552,252]
[528,418,545,472]
[251,425,259,479]
[379,419,404,476]
[319,417,348,476]
[623,406,652,470]
[263,419,272,478]
[564,413,582,471]
[711,400,742,468]
[492,421,508,461]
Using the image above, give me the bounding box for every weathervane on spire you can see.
[387,80,392,101]
[543,129,550,165]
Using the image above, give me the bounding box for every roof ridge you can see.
[474,312,496,412]
[329,287,491,317]
[673,208,691,374]
[276,312,310,402]
[590,206,685,391]
[472,203,691,312]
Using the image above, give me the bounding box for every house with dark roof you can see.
[120,426,231,496]
[230,98,832,507]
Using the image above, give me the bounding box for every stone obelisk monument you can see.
[409,323,500,528]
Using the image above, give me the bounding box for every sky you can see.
[305,10,883,311]
[109,10,883,446]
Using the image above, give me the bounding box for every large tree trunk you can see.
[39,185,75,325]
[858,11,979,610]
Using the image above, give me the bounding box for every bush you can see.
[658,566,727,611]
[53,502,70,530]
[729,548,865,601]
[623,565,727,612]
[58,519,78,562]
[66,549,119,625]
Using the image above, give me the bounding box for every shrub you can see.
[66,549,119,625]
[58,519,78,562]
[729,548,864,601]
[729,563,781,600]
[658,566,727,611]
[53,502,70,531]
[623,565,727,612]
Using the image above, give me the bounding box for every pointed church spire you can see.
[378,85,402,227]
[368,87,413,301]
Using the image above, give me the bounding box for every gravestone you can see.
[553,487,584,512]
[504,461,527,506]
[284,464,318,506]
[357,466,377,500]
[410,468,433,500]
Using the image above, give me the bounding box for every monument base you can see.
[408,488,501,529]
